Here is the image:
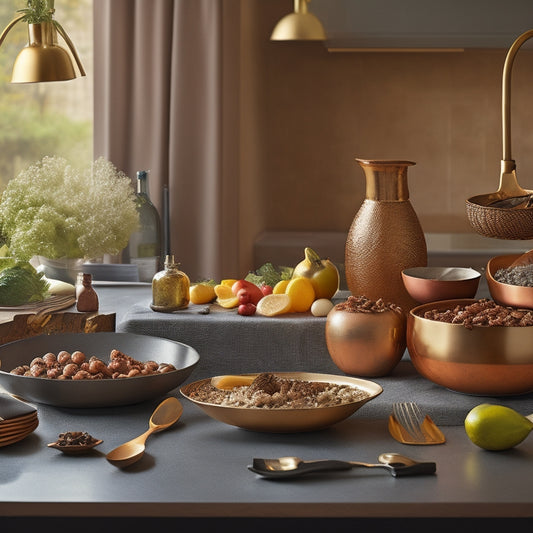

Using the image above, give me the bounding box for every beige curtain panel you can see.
[93,0,240,281]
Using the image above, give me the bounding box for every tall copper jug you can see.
[345,159,427,314]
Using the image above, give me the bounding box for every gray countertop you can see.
[1,283,532,530]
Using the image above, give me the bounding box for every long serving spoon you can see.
[106,397,183,468]
[248,452,436,479]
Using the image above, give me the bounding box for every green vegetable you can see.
[245,262,293,287]
[0,265,50,306]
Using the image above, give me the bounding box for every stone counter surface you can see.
[0,284,532,532]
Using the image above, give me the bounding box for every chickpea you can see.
[57,351,72,365]
[62,363,79,377]
[30,357,46,367]
[71,351,86,365]
[42,353,57,367]
[47,368,62,379]
[88,358,108,375]
[72,370,92,380]
[30,365,47,377]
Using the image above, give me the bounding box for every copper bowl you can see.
[407,299,533,396]
[325,307,406,377]
[486,254,533,310]
[402,266,481,304]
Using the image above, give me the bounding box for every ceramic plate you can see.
[180,372,382,433]
[0,332,199,408]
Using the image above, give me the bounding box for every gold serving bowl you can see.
[486,254,533,310]
[402,266,481,304]
[181,372,382,433]
[407,299,533,396]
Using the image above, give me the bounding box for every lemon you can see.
[214,284,239,308]
[285,277,315,313]
[189,283,216,304]
[273,279,290,294]
[256,294,292,316]
[220,278,238,287]
[464,403,533,451]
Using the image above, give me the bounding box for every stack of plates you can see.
[0,394,38,447]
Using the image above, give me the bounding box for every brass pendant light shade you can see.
[11,22,77,83]
[0,2,85,84]
[271,0,326,41]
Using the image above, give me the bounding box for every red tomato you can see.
[260,284,273,296]
[238,303,256,316]
[237,288,251,305]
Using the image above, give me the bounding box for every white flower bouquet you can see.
[0,156,139,261]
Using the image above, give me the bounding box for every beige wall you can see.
[238,0,533,271]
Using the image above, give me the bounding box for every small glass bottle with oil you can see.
[150,255,190,312]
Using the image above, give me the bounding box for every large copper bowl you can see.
[486,254,533,309]
[407,299,533,396]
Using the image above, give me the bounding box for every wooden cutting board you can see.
[0,311,116,345]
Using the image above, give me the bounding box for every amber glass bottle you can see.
[150,255,190,312]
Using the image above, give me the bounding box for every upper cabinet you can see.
[311,0,533,51]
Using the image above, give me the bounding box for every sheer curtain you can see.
[93,0,240,281]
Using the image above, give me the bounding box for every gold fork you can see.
[389,402,446,445]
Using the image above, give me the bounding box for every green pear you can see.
[464,403,533,451]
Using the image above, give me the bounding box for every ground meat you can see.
[333,295,403,315]
[187,372,370,409]
[421,299,533,329]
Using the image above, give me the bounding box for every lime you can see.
[464,403,533,451]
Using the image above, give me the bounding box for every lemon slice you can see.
[214,283,239,308]
[256,294,292,316]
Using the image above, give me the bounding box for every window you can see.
[0,0,93,192]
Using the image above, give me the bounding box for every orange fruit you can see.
[285,277,315,313]
[256,294,292,317]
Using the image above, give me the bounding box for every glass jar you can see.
[150,255,190,312]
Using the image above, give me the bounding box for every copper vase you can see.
[345,159,427,314]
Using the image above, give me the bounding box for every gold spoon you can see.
[249,453,436,478]
[106,397,183,468]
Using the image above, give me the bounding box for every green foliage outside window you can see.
[0,0,92,192]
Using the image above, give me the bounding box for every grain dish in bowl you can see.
[180,372,382,433]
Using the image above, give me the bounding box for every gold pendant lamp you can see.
[271,0,326,41]
[0,0,85,83]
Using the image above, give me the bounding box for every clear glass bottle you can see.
[126,170,162,282]
[150,255,190,312]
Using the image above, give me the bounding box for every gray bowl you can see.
[0,332,199,407]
